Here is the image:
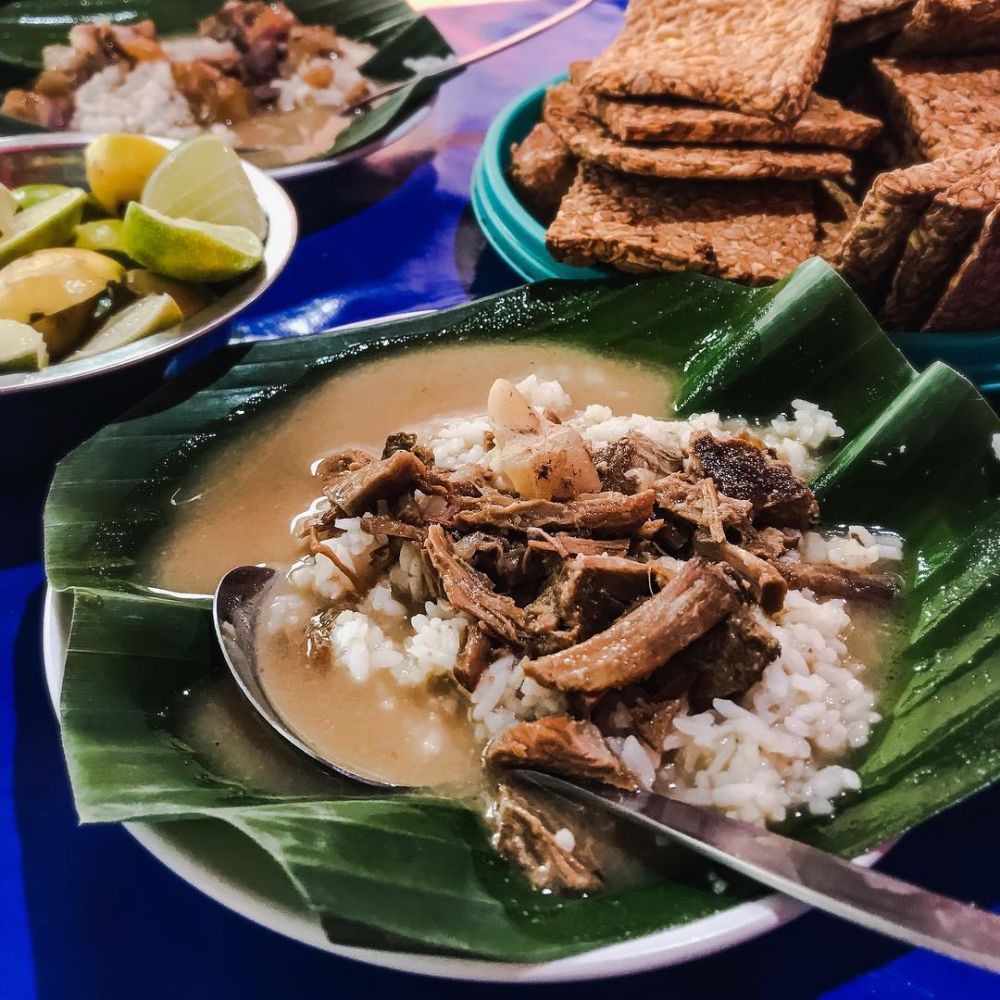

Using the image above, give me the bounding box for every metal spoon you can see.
[213,563,399,789]
[215,566,1000,971]
[515,770,1000,974]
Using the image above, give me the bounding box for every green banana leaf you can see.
[0,0,452,162]
[45,258,1000,960]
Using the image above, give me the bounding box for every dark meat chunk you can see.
[424,525,529,646]
[525,555,669,652]
[688,431,819,528]
[494,784,601,892]
[454,625,494,692]
[381,431,436,466]
[629,693,687,750]
[523,558,741,693]
[526,531,632,558]
[777,561,900,603]
[452,490,655,535]
[172,60,251,124]
[324,450,426,516]
[676,609,781,712]
[594,432,683,494]
[200,0,297,83]
[486,716,637,790]
[451,532,533,590]
[694,536,787,613]
[359,515,425,542]
[653,472,753,538]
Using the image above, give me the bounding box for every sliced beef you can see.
[424,524,529,646]
[359,514,425,542]
[486,715,637,790]
[452,490,655,535]
[525,554,668,652]
[694,536,787,613]
[777,561,899,603]
[324,450,427,517]
[594,432,682,494]
[494,784,601,892]
[676,609,781,712]
[688,431,819,529]
[171,60,251,125]
[523,558,741,693]
[454,625,494,692]
[653,472,753,539]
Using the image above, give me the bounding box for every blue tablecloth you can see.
[2,2,999,995]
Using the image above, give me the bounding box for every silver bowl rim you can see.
[0,131,298,396]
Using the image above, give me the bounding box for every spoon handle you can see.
[515,770,1000,973]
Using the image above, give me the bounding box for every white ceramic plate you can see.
[41,583,887,982]
[0,133,297,395]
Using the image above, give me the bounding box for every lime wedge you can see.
[0,183,16,237]
[13,184,72,211]
[125,268,212,319]
[0,188,88,269]
[0,247,124,323]
[141,134,267,240]
[75,218,125,254]
[0,318,48,372]
[71,293,183,360]
[122,203,263,283]
[86,134,168,215]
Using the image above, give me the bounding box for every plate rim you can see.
[0,131,298,396]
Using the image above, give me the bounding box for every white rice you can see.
[272,377,892,827]
[272,55,371,113]
[71,61,203,138]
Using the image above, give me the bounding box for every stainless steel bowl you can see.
[0,132,297,395]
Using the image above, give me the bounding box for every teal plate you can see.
[471,77,1000,394]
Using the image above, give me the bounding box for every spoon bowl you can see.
[213,563,400,790]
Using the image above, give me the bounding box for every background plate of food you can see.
[41,260,1000,978]
[0,0,453,178]
[470,0,1000,393]
[0,130,296,393]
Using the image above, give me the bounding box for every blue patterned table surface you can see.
[2,1,999,995]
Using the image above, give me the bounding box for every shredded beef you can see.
[454,625,494,692]
[424,524,529,646]
[694,536,787,613]
[486,716,637,790]
[451,532,533,590]
[526,554,669,653]
[381,431,435,466]
[594,432,682,494]
[526,532,632,558]
[359,515,425,542]
[452,490,655,535]
[324,450,427,517]
[523,558,741,693]
[494,784,602,892]
[688,431,819,529]
[776,561,900,603]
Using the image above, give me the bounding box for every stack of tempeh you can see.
[509,0,1000,329]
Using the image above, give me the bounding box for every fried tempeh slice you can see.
[522,558,741,693]
[487,716,638,789]
[833,145,1000,304]
[872,55,1000,160]
[924,204,1000,330]
[831,4,913,50]
[424,524,529,646]
[882,169,1000,328]
[508,122,576,222]
[580,88,880,150]
[580,0,836,123]
[815,181,858,260]
[891,0,1000,56]
[544,83,852,181]
[837,0,914,23]
[546,163,816,284]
